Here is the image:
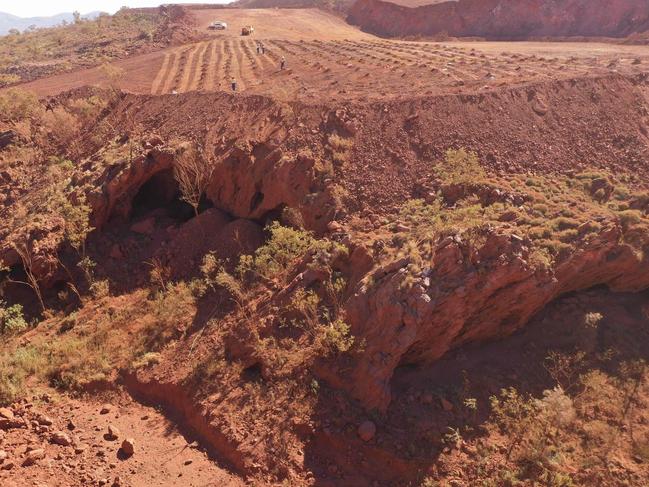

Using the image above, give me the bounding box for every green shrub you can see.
[618,209,643,229]
[583,312,603,328]
[328,133,353,151]
[0,301,28,335]
[0,73,20,87]
[552,217,580,231]
[435,148,486,184]
[0,346,45,405]
[238,222,344,283]
[321,318,354,354]
[0,88,41,121]
[558,228,579,243]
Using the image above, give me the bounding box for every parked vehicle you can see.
[208,21,227,30]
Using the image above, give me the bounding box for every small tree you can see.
[173,143,214,217]
[1,244,46,313]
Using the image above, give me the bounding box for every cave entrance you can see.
[130,169,195,222]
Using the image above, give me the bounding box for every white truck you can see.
[208,21,227,30]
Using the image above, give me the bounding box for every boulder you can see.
[36,415,54,426]
[120,438,135,457]
[0,408,14,420]
[51,431,72,446]
[130,217,156,235]
[357,420,376,442]
[22,448,45,466]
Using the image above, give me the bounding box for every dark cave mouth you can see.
[130,169,197,222]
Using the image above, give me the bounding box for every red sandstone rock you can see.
[348,0,649,40]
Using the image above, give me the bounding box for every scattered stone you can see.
[0,130,16,150]
[1,461,15,470]
[499,210,518,222]
[67,419,76,431]
[440,397,454,412]
[0,418,24,430]
[327,221,343,233]
[120,438,135,457]
[112,476,122,487]
[184,459,193,466]
[105,425,120,441]
[22,448,46,466]
[0,407,14,420]
[37,415,54,426]
[0,450,7,462]
[357,420,376,442]
[109,244,123,259]
[51,431,72,446]
[100,404,112,415]
[130,217,156,235]
[74,444,87,455]
[394,223,411,233]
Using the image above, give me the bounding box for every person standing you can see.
[231,77,237,91]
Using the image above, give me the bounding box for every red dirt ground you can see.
[18,38,649,103]
[0,389,242,487]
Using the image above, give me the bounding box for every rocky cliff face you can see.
[339,222,649,410]
[348,0,649,39]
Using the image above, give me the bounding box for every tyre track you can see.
[161,46,190,94]
[202,40,220,91]
[151,50,173,95]
[229,40,247,92]
[189,41,210,92]
[177,42,202,93]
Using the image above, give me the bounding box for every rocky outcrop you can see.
[83,146,175,229]
[348,0,649,40]
[339,221,649,410]
[205,139,330,227]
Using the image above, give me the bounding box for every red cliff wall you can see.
[348,0,649,39]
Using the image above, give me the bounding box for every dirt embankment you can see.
[75,72,649,476]
[348,0,649,40]
[3,67,649,484]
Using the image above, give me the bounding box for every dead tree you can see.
[173,143,215,217]
[5,243,46,313]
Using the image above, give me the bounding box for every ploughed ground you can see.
[1,5,649,487]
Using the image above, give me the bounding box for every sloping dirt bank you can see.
[3,72,649,311]
[348,0,649,40]
[81,72,649,484]
[2,71,649,484]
